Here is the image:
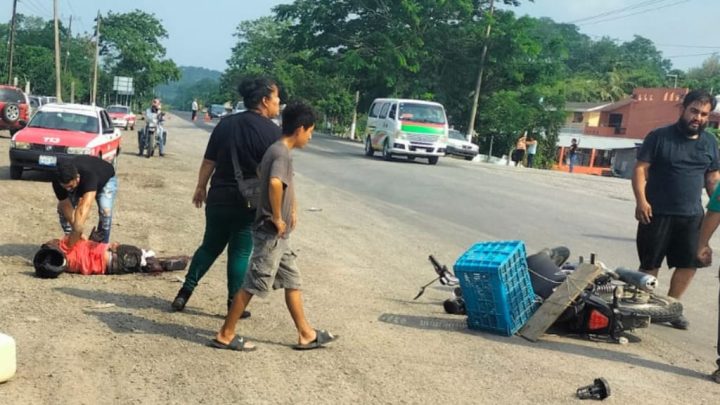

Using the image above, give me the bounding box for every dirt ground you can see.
[1,116,720,404]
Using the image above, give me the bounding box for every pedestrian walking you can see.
[191,98,198,121]
[526,135,538,168]
[568,138,579,173]
[171,78,282,315]
[211,102,338,352]
[632,89,720,329]
[511,133,526,167]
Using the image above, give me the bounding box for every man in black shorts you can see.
[632,89,720,329]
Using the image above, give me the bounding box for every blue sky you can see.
[3,0,717,72]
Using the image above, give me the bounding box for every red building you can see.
[554,88,718,175]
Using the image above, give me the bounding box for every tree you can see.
[99,10,180,104]
[685,54,720,93]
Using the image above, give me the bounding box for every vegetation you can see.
[1,2,716,168]
[0,10,178,109]
[216,0,695,167]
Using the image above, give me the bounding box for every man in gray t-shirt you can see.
[211,102,339,352]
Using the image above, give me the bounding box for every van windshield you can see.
[398,103,446,125]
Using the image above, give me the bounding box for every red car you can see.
[106,104,136,130]
[9,103,122,179]
[0,85,30,135]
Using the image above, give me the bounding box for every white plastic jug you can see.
[0,333,17,383]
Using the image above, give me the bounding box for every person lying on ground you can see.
[33,236,190,278]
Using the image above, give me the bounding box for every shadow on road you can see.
[0,243,39,260]
[582,233,636,243]
[0,165,53,182]
[378,312,708,380]
[57,286,179,311]
[85,310,214,345]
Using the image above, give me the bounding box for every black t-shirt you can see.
[52,155,116,200]
[204,111,281,206]
[637,123,720,216]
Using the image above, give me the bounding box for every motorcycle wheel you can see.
[616,294,683,324]
[443,297,466,315]
[146,132,155,158]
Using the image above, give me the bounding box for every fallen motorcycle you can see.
[418,248,682,342]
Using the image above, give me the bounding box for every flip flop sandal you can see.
[292,329,339,351]
[208,335,257,352]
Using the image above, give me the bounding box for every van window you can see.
[388,104,397,119]
[399,103,446,124]
[379,103,390,118]
[369,102,381,118]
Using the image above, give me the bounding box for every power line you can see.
[22,0,53,19]
[578,0,691,26]
[665,52,719,59]
[17,1,50,19]
[568,0,668,24]
[657,44,720,49]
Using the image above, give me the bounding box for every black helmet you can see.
[33,245,67,279]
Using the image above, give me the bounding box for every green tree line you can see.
[0,10,179,108]
[218,0,715,167]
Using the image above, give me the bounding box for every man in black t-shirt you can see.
[52,155,118,246]
[632,89,720,330]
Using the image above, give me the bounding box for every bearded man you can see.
[632,89,720,330]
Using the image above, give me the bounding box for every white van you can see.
[363,98,449,165]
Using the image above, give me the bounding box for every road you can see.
[190,111,719,364]
[2,113,719,404]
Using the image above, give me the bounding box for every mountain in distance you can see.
[156,66,222,109]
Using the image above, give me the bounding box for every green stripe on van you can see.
[401,124,445,135]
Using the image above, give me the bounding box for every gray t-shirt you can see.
[254,140,294,237]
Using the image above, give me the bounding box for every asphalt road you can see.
[183,111,719,364]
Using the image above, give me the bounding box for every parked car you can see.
[106,104,136,130]
[9,103,122,180]
[28,95,58,115]
[363,98,449,165]
[208,104,229,119]
[446,129,479,160]
[233,101,246,114]
[0,85,31,135]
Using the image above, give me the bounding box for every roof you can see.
[39,103,103,117]
[557,133,640,150]
[564,102,613,112]
[372,98,444,106]
[599,98,634,112]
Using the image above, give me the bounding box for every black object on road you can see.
[413,255,459,300]
[576,378,611,400]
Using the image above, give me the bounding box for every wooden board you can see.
[518,263,603,342]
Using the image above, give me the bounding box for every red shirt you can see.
[58,238,109,275]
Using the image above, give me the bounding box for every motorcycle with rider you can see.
[138,98,167,158]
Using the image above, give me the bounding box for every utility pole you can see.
[7,0,18,85]
[53,0,63,101]
[466,0,495,142]
[91,11,101,106]
[349,90,360,140]
[63,15,72,74]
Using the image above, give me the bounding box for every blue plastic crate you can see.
[453,240,538,336]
